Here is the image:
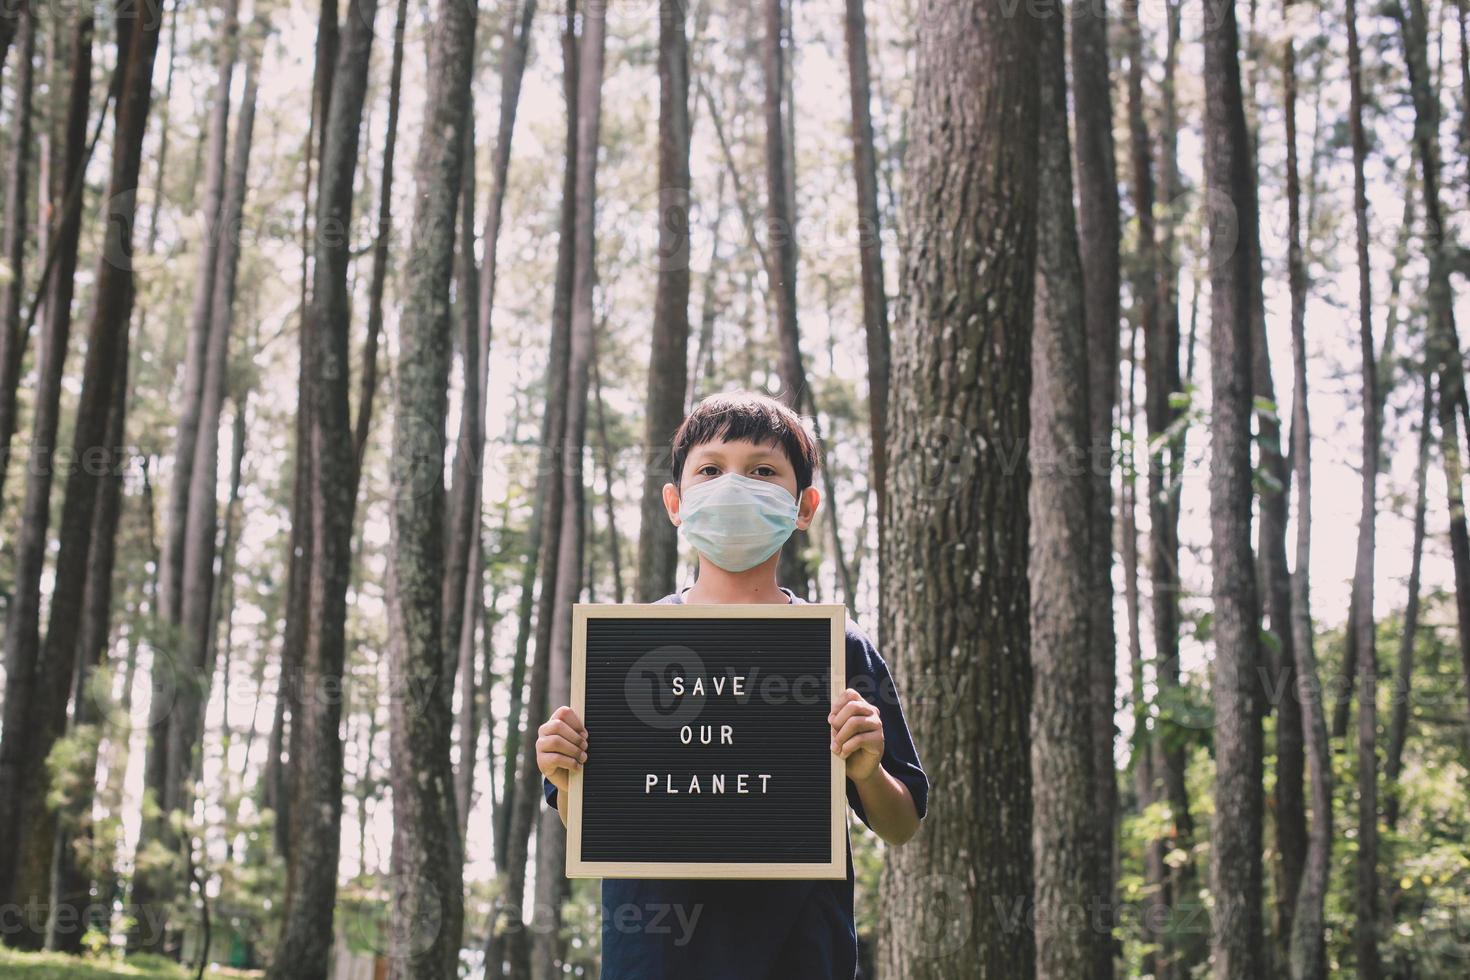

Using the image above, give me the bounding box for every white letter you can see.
[680,725,692,744]
[721,725,733,745]
[758,774,772,793]
[673,676,684,696]
[645,775,658,794]
[737,774,749,794]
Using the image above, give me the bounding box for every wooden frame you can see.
[566,601,847,879]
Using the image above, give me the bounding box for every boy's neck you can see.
[682,554,791,604]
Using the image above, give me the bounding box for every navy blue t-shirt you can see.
[543,586,929,979]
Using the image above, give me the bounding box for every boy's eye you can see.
[752,465,777,477]
[698,464,721,476]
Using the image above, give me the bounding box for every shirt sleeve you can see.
[543,775,559,811]
[843,621,930,828]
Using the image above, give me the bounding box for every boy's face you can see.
[662,437,821,532]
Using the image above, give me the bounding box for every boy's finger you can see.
[828,689,862,719]
[834,713,882,747]
[838,731,883,759]
[829,697,875,729]
[539,734,589,765]
[551,705,587,735]
[542,719,586,747]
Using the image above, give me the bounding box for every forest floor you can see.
[0,950,259,980]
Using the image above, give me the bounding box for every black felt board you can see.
[566,603,846,879]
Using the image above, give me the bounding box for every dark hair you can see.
[670,390,821,492]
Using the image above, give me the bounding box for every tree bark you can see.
[1385,369,1432,833]
[49,244,132,955]
[1070,9,1122,968]
[635,0,691,602]
[1030,9,1101,976]
[23,0,163,954]
[488,6,578,977]
[878,1,1038,976]
[266,3,378,977]
[0,1,34,507]
[532,2,605,973]
[384,0,477,977]
[843,0,890,559]
[762,0,813,593]
[159,0,240,633]
[1346,3,1381,974]
[1202,1,1267,973]
[1395,0,1470,742]
[0,9,92,933]
[1282,10,1329,977]
[353,0,408,480]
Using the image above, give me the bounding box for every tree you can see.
[1393,0,1470,741]
[20,0,165,952]
[0,0,34,507]
[1201,0,1266,972]
[532,0,606,970]
[1070,8,1122,964]
[384,0,478,976]
[488,4,578,976]
[266,2,379,976]
[1029,7,1101,976]
[0,9,94,937]
[878,0,1038,975]
[843,0,890,559]
[1345,2,1381,973]
[1283,7,1331,974]
[762,0,814,593]
[635,0,691,602]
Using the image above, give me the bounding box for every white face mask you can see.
[676,472,800,573]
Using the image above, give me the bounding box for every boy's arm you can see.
[851,763,921,845]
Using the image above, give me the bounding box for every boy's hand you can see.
[537,705,588,798]
[829,689,884,783]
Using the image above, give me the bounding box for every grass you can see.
[0,949,260,980]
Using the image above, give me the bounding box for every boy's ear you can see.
[794,485,821,531]
[662,482,682,526]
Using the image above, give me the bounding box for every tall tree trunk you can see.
[1202,1,1267,973]
[266,3,378,978]
[532,2,605,973]
[464,0,540,863]
[159,0,240,632]
[1070,7,1122,968]
[1395,0,1470,741]
[762,0,812,592]
[265,0,338,862]
[843,0,890,568]
[165,17,261,911]
[384,0,477,977]
[49,263,132,954]
[1346,3,1381,973]
[0,9,91,932]
[878,0,1038,975]
[635,0,691,602]
[1123,6,1198,973]
[1030,9,1101,976]
[443,115,481,743]
[1282,10,1329,977]
[353,0,408,480]
[22,0,163,952]
[1271,13,1311,961]
[489,6,577,977]
[1385,370,1432,833]
[1285,96,1332,980]
[0,1,34,506]
[0,0,26,85]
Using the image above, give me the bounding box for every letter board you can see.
[566,602,847,879]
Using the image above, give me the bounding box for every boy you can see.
[538,390,928,979]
